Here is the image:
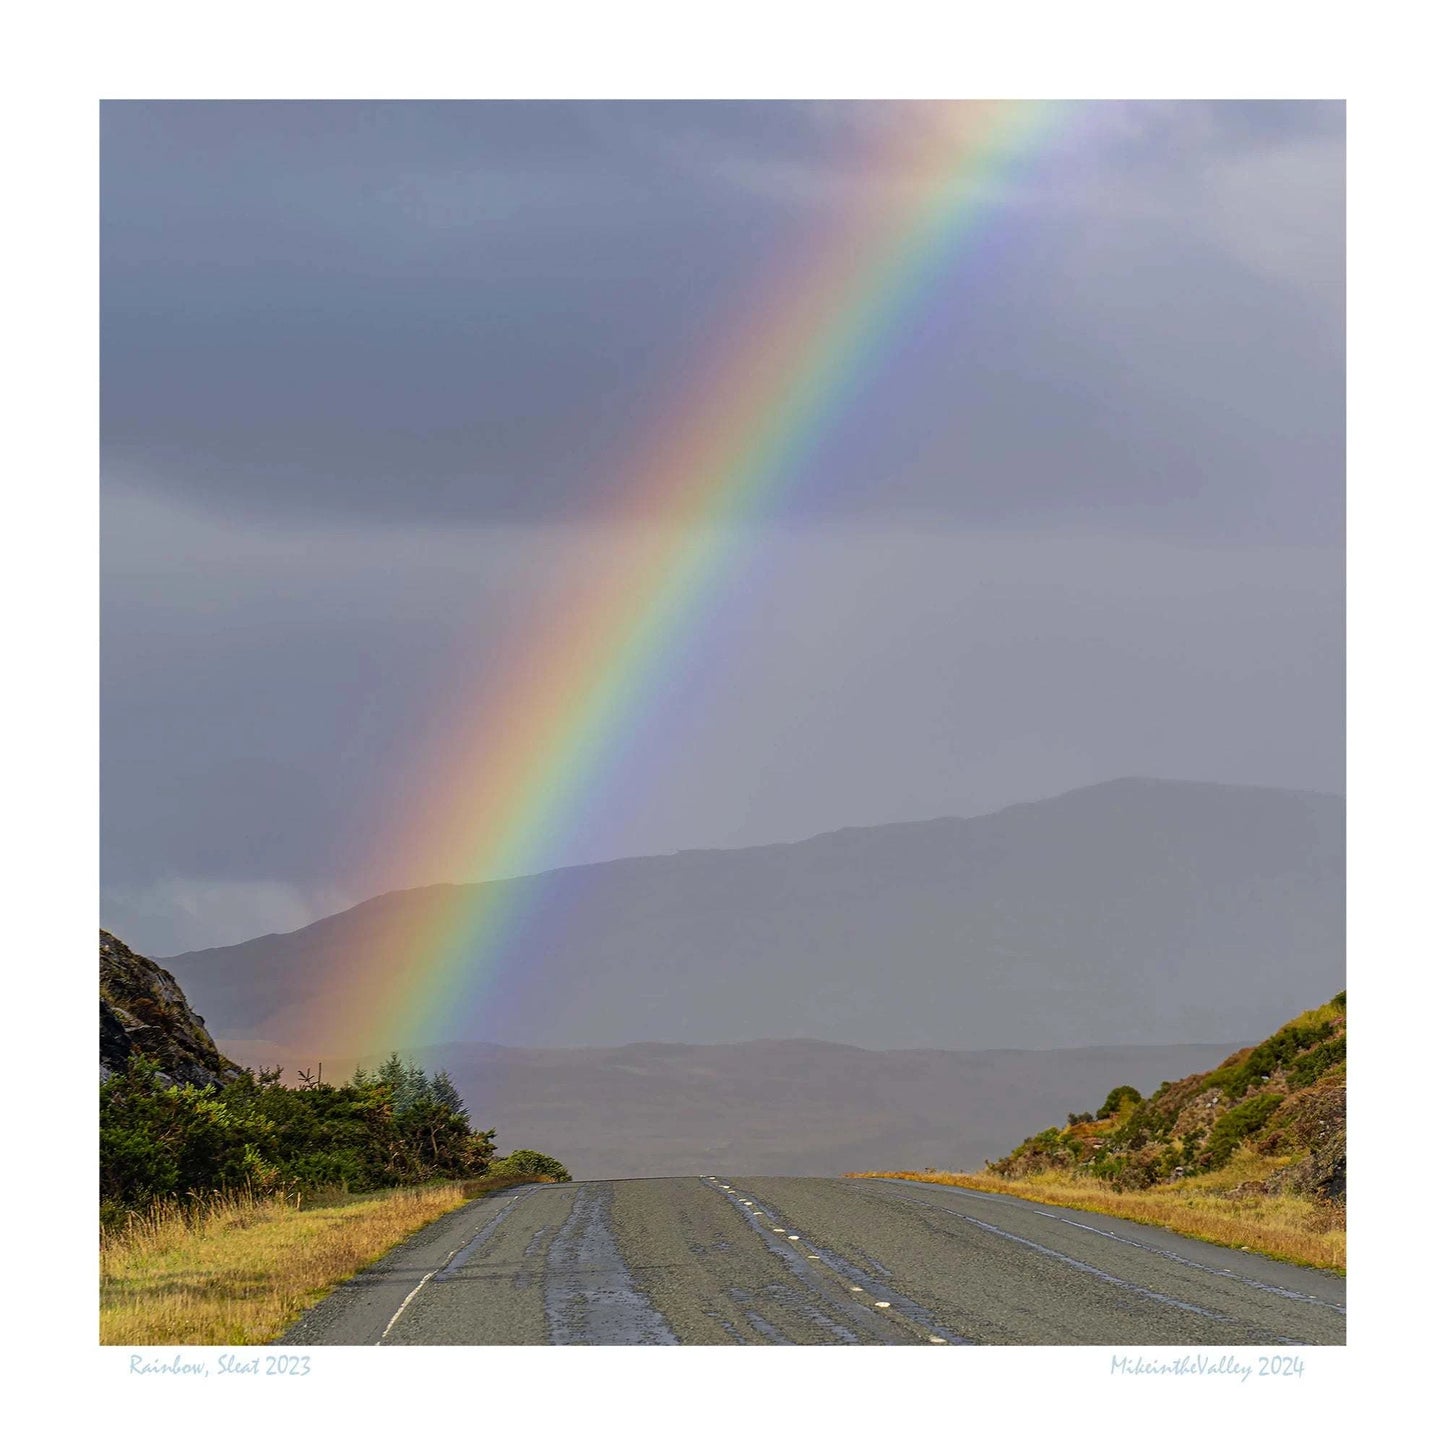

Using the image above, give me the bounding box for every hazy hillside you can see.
[163,778,1343,1054]
[220,1037,1239,1180]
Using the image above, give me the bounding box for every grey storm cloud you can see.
[102,99,1342,538]
[100,100,1344,955]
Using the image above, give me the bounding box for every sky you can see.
[100,100,1345,957]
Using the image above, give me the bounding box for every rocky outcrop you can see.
[1270,1083,1346,1201]
[100,929,242,1088]
[987,993,1346,1203]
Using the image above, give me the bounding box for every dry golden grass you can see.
[854,1166,1345,1274]
[100,1177,536,1346]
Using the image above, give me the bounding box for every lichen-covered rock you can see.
[1297,1131,1346,1201]
[99,930,241,1088]
[1268,1083,1346,1201]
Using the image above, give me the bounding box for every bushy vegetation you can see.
[1099,1084,1142,1117]
[490,1148,572,1183]
[861,995,1347,1273]
[1201,1019,1336,1101]
[101,1052,513,1226]
[982,994,1345,1199]
[1204,1092,1284,1166]
[1288,1033,1346,1089]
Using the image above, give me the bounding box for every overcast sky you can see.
[100,100,1344,956]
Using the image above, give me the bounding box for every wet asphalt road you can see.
[281,1176,1345,1346]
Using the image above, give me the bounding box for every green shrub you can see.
[100,1052,498,1210]
[1207,1020,1338,1100]
[490,1149,572,1183]
[1288,1033,1346,1089]
[1204,1093,1284,1166]
[1117,1155,1163,1190]
[1117,1104,1167,1148]
[1180,1128,1204,1167]
[1100,1085,1143,1117]
[1090,1155,1125,1185]
[100,1059,265,1205]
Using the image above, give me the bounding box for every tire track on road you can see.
[706,1177,965,1344]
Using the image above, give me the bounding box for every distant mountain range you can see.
[218,1037,1244,1180]
[161,778,1343,1055]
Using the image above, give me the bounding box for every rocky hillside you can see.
[100,930,241,1088]
[988,992,1346,1203]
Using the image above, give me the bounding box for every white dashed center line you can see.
[699,1177,966,1346]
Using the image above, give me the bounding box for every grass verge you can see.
[853,1169,1345,1274]
[100,1175,540,1346]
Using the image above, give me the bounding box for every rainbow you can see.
[308,100,1068,1056]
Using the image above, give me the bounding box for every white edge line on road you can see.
[379,1270,435,1343]
[374,1184,541,1344]
[867,1175,1345,1315]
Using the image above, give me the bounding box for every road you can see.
[281,1176,1345,1346]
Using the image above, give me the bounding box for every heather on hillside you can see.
[988,991,1345,1198]
[858,994,1346,1272]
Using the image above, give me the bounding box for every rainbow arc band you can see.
[304,101,1065,1056]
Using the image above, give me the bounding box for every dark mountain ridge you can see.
[161,777,1344,1055]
